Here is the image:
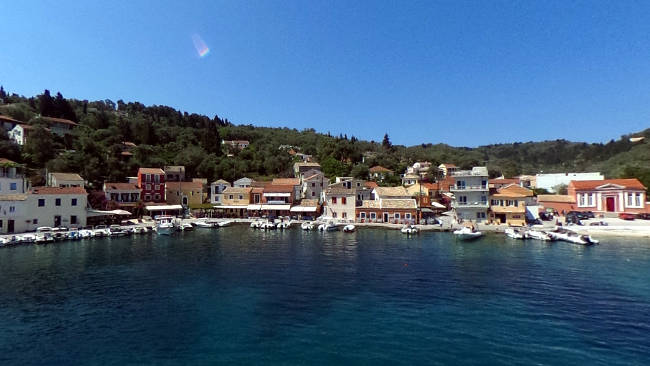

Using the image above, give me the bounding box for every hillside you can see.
[1,86,649,191]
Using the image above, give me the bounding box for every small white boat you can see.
[526,230,552,241]
[66,230,81,241]
[129,226,146,235]
[218,220,233,227]
[505,228,525,240]
[250,220,261,229]
[453,226,483,240]
[277,221,291,230]
[0,236,19,246]
[35,232,55,244]
[547,228,598,246]
[195,220,215,228]
[343,224,356,233]
[109,225,129,237]
[154,216,176,235]
[180,223,194,231]
[301,221,314,230]
[79,229,95,239]
[400,225,419,235]
[261,221,276,230]
[20,234,37,243]
[318,221,338,231]
[93,225,111,237]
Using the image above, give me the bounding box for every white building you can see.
[324,182,356,221]
[8,124,34,145]
[535,172,604,193]
[451,167,489,222]
[210,179,231,204]
[0,159,27,194]
[233,177,254,188]
[301,171,328,202]
[0,186,88,233]
[47,172,84,188]
[103,182,141,206]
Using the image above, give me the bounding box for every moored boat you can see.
[301,221,314,230]
[526,229,552,241]
[453,226,483,240]
[505,228,526,240]
[343,224,356,233]
[154,216,176,235]
[400,225,418,235]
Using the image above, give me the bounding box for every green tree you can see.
[23,126,57,167]
[351,163,369,180]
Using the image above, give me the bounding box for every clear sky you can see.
[1,1,649,147]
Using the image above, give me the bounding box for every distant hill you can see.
[1,86,649,191]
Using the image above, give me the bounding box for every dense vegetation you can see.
[1,86,649,192]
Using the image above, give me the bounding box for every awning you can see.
[420,208,434,213]
[145,205,183,211]
[290,206,318,212]
[263,192,291,197]
[213,205,248,209]
[431,202,446,208]
[87,209,132,217]
[247,204,262,210]
[261,204,291,210]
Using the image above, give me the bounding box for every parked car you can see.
[539,212,553,221]
[582,211,595,219]
[636,213,650,220]
[619,213,636,220]
[565,213,582,225]
[589,221,608,226]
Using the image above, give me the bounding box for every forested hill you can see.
[1,87,649,191]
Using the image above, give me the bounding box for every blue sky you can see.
[1,1,649,146]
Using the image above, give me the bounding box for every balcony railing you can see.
[450,185,488,191]
[451,201,489,208]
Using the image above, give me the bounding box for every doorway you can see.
[606,197,616,212]
[383,212,389,223]
[8,220,14,233]
[54,215,61,227]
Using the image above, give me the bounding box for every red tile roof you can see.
[138,168,164,174]
[364,181,379,189]
[0,115,22,124]
[369,166,392,173]
[31,186,87,195]
[263,185,294,193]
[569,179,646,190]
[272,178,300,186]
[0,158,16,164]
[104,182,140,191]
[40,116,78,126]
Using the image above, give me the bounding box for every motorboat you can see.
[35,232,55,244]
[505,228,526,240]
[19,234,36,243]
[453,226,483,240]
[0,236,19,246]
[526,229,552,241]
[318,221,338,232]
[217,220,233,227]
[301,221,315,230]
[109,225,129,237]
[261,221,276,230]
[180,223,194,231]
[195,220,215,228]
[154,216,176,235]
[277,221,291,230]
[66,230,81,241]
[129,226,146,235]
[400,225,418,235]
[78,229,94,239]
[343,224,356,233]
[547,228,598,246]
[249,220,261,229]
[93,225,111,237]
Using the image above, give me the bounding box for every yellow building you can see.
[489,184,533,226]
[218,187,252,217]
[165,181,204,207]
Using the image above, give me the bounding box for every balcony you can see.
[450,185,488,192]
[451,201,489,209]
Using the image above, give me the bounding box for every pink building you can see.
[568,179,649,214]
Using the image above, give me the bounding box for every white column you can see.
[596,192,602,211]
[618,192,625,211]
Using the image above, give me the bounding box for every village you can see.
[1,135,649,242]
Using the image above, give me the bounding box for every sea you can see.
[1,226,649,365]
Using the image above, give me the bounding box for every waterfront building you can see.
[536,194,576,214]
[219,187,252,217]
[301,171,328,202]
[451,166,489,222]
[165,181,203,207]
[8,123,36,145]
[488,178,520,190]
[271,178,302,201]
[29,186,88,229]
[356,198,417,224]
[163,166,185,182]
[103,182,140,208]
[210,179,231,205]
[290,199,320,219]
[488,184,534,226]
[372,186,411,200]
[535,172,603,192]
[47,172,84,188]
[324,182,356,221]
[137,168,165,203]
[568,179,649,214]
[233,177,254,188]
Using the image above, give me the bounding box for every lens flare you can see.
[192,34,210,58]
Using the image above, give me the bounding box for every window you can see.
[406,213,411,219]
[481,196,487,204]
[342,212,347,218]
[456,180,466,189]
[229,195,234,200]
[481,180,487,189]
[311,182,315,187]
[154,175,160,183]
[514,200,518,207]
[332,197,337,204]
[144,194,151,201]
[360,212,366,219]
[458,196,467,204]
[395,213,400,219]
[55,198,61,206]
[9,206,15,213]
[38,199,45,207]
[636,193,642,207]
[588,193,595,206]
[342,197,347,205]
[70,216,77,225]
[311,192,315,197]
[333,212,337,218]
[146,184,152,190]
[154,194,161,201]
[238,195,243,200]
[10,182,17,191]
[33,219,38,225]
[579,194,585,206]
[476,212,486,219]
[155,184,160,190]
[370,212,376,219]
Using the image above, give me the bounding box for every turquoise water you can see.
[1,227,650,365]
